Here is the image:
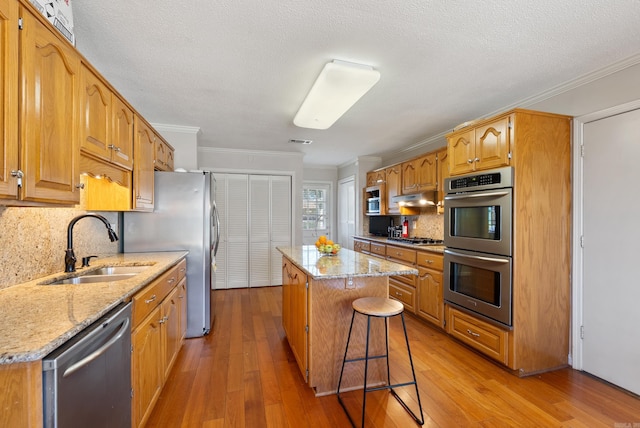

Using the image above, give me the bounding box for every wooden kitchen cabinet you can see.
[0,0,19,200]
[366,169,385,187]
[78,63,134,172]
[447,115,511,175]
[384,164,401,214]
[436,147,449,208]
[282,258,308,378]
[353,238,371,254]
[389,278,415,313]
[18,5,81,204]
[402,152,437,194]
[154,135,175,172]
[446,306,509,366]
[416,265,444,328]
[131,258,186,428]
[133,115,155,211]
[386,244,417,313]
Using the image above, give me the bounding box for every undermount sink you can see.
[90,265,151,275]
[41,265,152,286]
[51,273,139,285]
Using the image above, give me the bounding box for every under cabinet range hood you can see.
[391,192,436,207]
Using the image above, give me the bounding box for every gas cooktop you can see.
[387,237,444,246]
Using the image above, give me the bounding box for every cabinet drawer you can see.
[389,279,415,313]
[370,242,386,256]
[386,245,416,265]
[176,258,187,282]
[132,265,179,328]
[446,306,509,365]
[416,251,443,270]
[353,239,370,253]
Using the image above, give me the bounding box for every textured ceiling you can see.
[71,1,640,166]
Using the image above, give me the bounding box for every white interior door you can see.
[581,106,640,395]
[338,176,355,250]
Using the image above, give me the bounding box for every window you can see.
[302,187,327,231]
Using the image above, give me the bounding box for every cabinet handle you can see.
[75,183,85,190]
[10,170,23,187]
[168,278,175,284]
[145,294,157,304]
[395,291,402,297]
[426,260,433,264]
[466,329,480,337]
[467,159,474,164]
[159,316,168,324]
[474,157,480,163]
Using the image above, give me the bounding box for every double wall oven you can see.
[443,167,513,327]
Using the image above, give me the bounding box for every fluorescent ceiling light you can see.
[293,60,380,130]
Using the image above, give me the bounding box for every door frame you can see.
[571,98,640,369]
[337,175,356,251]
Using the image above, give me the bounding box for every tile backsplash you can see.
[362,211,444,239]
[0,207,119,289]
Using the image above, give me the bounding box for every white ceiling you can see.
[71,1,640,167]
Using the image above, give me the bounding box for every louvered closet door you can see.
[271,176,292,285]
[213,174,227,289]
[250,176,271,287]
[226,174,249,288]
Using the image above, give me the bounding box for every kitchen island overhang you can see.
[277,245,417,395]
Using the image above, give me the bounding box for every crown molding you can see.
[151,123,202,135]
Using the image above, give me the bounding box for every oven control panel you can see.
[446,166,513,193]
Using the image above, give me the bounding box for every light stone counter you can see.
[276,245,418,280]
[353,235,446,254]
[0,251,188,364]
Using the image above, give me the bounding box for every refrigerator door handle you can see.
[213,201,220,257]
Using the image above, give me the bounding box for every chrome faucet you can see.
[65,214,119,272]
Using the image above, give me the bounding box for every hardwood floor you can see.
[146,287,640,427]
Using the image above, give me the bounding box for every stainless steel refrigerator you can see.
[122,171,219,337]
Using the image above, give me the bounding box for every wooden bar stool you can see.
[336,297,424,427]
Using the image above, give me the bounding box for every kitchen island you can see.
[277,245,418,395]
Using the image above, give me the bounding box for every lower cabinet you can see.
[446,306,509,366]
[415,251,444,329]
[131,257,187,428]
[281,258,308,379]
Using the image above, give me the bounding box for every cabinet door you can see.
[385,164,401,214]
[79,62,111,162]
[133,116,155,210]
[401,159,418,194]
[416,266,444,328]
[111,95,134,170]
[436,147,449,206]
[132,306,163,428]
[161,287,181,379]
[20,9,80,204]
[417,152,437,191]
[178,277,187,342]
[475,116,511,170]
[0,0,18,199]
[448,129,475,175]
[289,262,308,379]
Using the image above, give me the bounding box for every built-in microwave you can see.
[367,197,381,214]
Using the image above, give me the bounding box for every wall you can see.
[0,207,119,289]
[153,123,201,171]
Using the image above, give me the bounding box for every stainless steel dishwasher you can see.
[43,302,132,428]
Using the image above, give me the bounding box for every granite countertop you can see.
[277,245,418,280]
[353,235,446,254]
[0,251,188,365]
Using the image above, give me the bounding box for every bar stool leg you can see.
[388,312,424,425]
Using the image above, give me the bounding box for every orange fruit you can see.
[319,235,327,244]
[326,240,334,246]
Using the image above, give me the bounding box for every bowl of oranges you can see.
[315,235,341,256]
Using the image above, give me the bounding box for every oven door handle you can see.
[444,249,510,264]
[444,190,510,200]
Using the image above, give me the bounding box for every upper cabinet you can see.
[385,164,401,215]
[79,62,134,172]
[154,136,174,172]
[402,152,437,194]
[133,116,155,211]
[0,0,19,200]
[19,5,80,204]
[366,169,385,187]
[447,115,511,175]
[436,147,449,208]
